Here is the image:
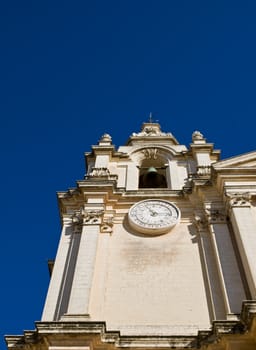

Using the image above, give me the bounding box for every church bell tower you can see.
[5,122,256,349]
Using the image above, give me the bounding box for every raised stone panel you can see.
[224,181,256,187]
[89,233,110,318]
[177,161,189,189]
[89,222,211,334]
[195,152,211,166]
[95,155,110,168]
[168,161,181,189]
[126,163,139,190]
[115,165,127,188]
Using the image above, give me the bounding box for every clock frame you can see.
[128,199,180,235]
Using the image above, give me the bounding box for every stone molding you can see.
[240,300,256,330]
[5,301,256,350]
[61,188,80,198]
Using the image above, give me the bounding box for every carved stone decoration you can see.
[85,167,118,180]
[225,192,251,208]
[83,209,104,225]
[100,216,114,233]
[194,213,208,232]
[131,123,171,137]
[72,208,104,229]
[197,165,211,176]
[142,148,158,159]
[88,167,110,177]
[205,209,226,224]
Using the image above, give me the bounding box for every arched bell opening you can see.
[138,158,168,188]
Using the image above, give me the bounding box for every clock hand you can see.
[146,205,158,216]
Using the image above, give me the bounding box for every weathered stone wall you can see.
[90,219,212,335]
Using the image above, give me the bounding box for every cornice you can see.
[190,142,214,152]
[5,301,256,350]
[123,189,183,199]
[213,169,256,193]
[127,136,179,145]
[213,150,256,169]
[213,167,256,175]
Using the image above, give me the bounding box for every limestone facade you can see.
[6,122,256,349]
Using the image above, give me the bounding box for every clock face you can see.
[128,199,180,235]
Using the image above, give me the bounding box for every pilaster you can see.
[226,192,256,298]
[64,205,104,318]
[205,207,246,315]
[42,216,75,321]
[194,212,224,320]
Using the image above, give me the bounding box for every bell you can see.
[139,166,167,188]
[147,166,158,173]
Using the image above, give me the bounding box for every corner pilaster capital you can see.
[194,212,208,232]
[82,208,104,225]
[225,191,252,209]
[205,208,227,224]
[71,207,104,232]
[62,215,74,226]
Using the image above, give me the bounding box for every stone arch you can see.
[129,146,174,189]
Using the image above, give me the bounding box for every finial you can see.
[100,133,112,142]
[192,130,204,141]
[192,130,206,144]
[98,133,112,145]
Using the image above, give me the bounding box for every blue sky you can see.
[1,1,256,348]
